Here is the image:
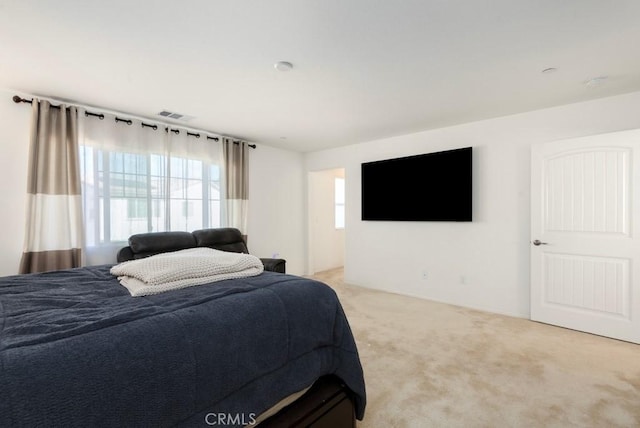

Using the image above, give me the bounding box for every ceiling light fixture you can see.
[274,61,293,72]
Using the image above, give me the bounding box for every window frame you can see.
[81,146,222,244]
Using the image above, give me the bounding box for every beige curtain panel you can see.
[222,138,249,240]
[19,99,84,273]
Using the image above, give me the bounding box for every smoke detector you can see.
[274,61,293,72]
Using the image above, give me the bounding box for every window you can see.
[127,199,147,219]
[80,147,221,244]
[335,177,345,229]
[79,112,223,250]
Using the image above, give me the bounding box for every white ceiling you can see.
[1,1,640,153]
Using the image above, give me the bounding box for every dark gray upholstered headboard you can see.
[116,228,285,273]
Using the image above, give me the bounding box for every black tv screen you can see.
[361,147,472,221]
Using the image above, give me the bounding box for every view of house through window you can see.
[335,177,345,229]
[80,147,221,244]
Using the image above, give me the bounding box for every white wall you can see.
[305,90,640,318]
[308,168,345,274]
[0,90,31,276]
[248,144,306,276]
[0,88,307,277]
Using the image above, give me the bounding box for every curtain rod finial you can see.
[12,95,32,104]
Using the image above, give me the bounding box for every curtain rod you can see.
[12,95,256,148]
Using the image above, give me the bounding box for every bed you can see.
[0,236,366,427]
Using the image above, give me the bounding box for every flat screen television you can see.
[361,147,472,221]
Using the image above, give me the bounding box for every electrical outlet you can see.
[421,270,428,280]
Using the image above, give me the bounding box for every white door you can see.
[531,129,640,344]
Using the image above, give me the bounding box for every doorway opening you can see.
[307,168,345,275]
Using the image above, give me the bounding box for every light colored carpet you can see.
[310,268,640,428]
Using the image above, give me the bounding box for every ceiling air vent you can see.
[157,110,195,121]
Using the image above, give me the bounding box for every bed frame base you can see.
[259,375,356,427]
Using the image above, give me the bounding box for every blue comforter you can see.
[0,265,366,427]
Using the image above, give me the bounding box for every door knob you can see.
[532,239,548,246]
